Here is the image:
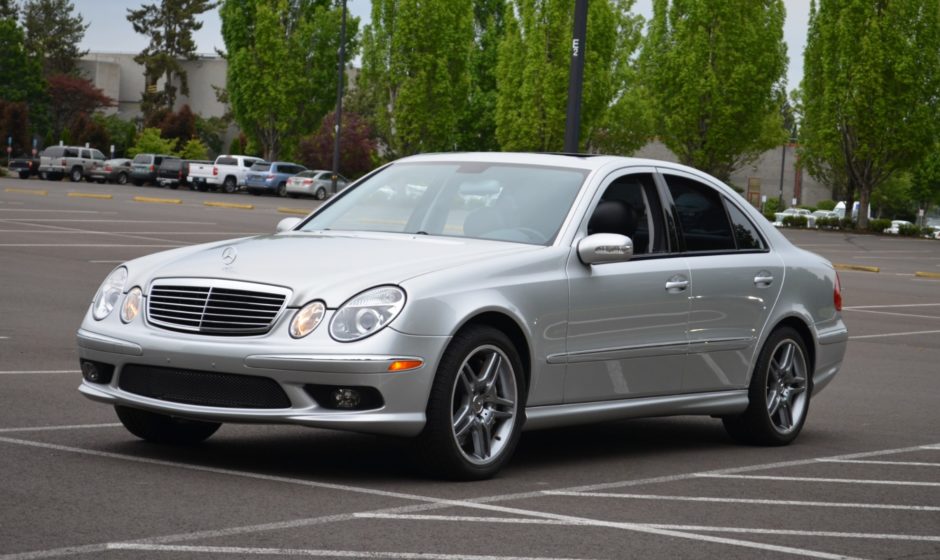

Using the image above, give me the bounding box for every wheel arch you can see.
[452,311,532,393]
[767,315,816,380]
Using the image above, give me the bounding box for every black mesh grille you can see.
[147,284,287,336]
[119,364,291,409]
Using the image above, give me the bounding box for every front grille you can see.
[119,364,291,409]
[147,280,289,335]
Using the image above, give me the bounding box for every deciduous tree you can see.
[220,0,358,161]
[127,0,217,119]
[22,0,88,76]
[46,74,114,142]
[128,127,178,157]
[298,111,376,179]
[638,0,787,181]
[0,0,18,20]
[799,0,940,228]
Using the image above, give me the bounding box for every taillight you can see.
[104,166,112,172]
[833,272,843,312]
[179,169,183,179]
[266,174,275,180]
[303,179,313,185]
[149,164,154,172]
[60,159,66,165]
[213,166,218,176]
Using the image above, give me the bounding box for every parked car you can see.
[77,152,847,480]
[773,207,813,227]
[39,145,106,182]
[245,161,307,197]
[285,170,348,200]
[205,154,266,193]
[157,158,190,189]
[8,156,40,179]
[883,220,913,234]
[185,160,214,191]
[130,154,176,186]
[85,158,132,184]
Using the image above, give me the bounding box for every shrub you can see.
[816,199,837,211]
[897,223,922,237]
[798,204,816,212]
[815,217,842,229]
[840,218,856,230]
[179,138,209,161]
[762,198,781,222]
[782,215,808,228]
[867,218,891,233]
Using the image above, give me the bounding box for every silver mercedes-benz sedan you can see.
[77,152,847,479]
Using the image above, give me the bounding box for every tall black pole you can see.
[563,0,588,153]
[331,0,347,195]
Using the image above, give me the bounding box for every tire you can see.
[417,325,525,480]
[222,176,237,194]
[722,326,811,446]
[168,183,179,190]
[315,187,327,201]
[133,180,143,187]
[96,179,105,184]
[117,173,128,185]
[18,172,28,179]
[249,189,261,196]
[69,167,83,182]
[276,182,287,197]
[288,193,299,199]
[115,405,221,445]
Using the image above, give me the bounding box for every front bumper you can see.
[77,313,450,437]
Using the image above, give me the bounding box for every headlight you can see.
[330,286,406,342]
[121,287,143,323]
[92,267,128,320]
[290,301,326,338]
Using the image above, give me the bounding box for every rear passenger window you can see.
[663,174,735,252]
[65,148,79,157]
[725,201,765,250]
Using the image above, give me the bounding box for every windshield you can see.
[300,161,587,245]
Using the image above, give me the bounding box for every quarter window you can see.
[663,174,735,252]
[725,201,765,250]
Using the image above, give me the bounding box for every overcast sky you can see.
[75,0,810,91]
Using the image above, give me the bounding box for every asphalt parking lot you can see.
[1,176,939,560]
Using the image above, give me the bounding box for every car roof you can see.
[395,151,712,175]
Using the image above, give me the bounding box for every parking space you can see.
[2,178,939,560]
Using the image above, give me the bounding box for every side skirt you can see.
[523,390,748,431]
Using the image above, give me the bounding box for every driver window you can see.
[588,173,666,255]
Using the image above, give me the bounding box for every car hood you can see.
[141,231,537,307]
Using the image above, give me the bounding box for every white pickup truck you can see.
[188,154,265,193]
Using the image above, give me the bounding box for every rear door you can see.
[659,169,784,391]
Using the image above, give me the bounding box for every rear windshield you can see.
[217,156,237,166]
[250,163,271,172]
[42,147,64,158]
[133,155,151,164]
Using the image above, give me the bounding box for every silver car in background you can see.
[77,153,847,479]
[285,169,348,200]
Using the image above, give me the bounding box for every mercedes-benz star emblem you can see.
[221,246,238,265]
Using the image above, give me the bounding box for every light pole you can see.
[331,0,348,195]
[563,0,588,153]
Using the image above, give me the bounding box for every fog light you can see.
[332,388,361,409]
[80,359,114,384]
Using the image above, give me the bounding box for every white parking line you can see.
[107,544,589,560]
[542,492,940,511]
[819,459,940,468]
[850,329,940,340]
[0,423,120,434]
[843,309,940,320]
[697,474,940,487]
[844,303,940,309]
[0,370,79,375]
[0,436,867,560]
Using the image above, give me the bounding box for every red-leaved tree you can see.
[46,74,114,142]
[298,112,377,179]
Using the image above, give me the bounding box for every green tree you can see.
[0,0,18,20]
[0,17,46,142]
[800,0,940,229]
[22,0,88,76]
[94,114,137,157]
[194,114,228,157]
[638,0,787,181]
[494,0,640,153]
[356,0,472,156]
[128,127,178,157]
[911,150,940,216]
[220,0,358,161]
[179,137,209,160]
[127,0,217,119]
[455,0,505,152]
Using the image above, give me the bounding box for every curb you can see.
[68,192,113,200]
[133,196,182,205]
[4,187,48,196]
[834,263,880,273]
[914,271,940,279]
[204,201,254,210]
[277,207,310,215]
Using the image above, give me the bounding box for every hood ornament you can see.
[221,246,238,266]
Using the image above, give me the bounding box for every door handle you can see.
[665,275,689,292]
[754,271,774,287]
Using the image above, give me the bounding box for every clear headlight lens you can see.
[92,267,128,320]
[290,301,326,338]
[330,286,406,342]
[121,287,143,323]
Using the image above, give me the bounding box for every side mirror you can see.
[578,233,634,265]
[276,217,302,233]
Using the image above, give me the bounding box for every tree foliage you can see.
[0,0,17,20]
[298,111,376,179]
[0,101,30,155]
[127,0,217,119]
[22,0,88,76]
[128,127,178,157]
[179,137,209,160]
[69,112,110,150]
[638,0,787,181]
[194,114,229,157]
[158,104,196,148]
[46,74,114,143]
[911,150,940,211]
[799,0,940,228]
[220,0,358,161]
[456,0,505,151]
[494,0,643,153]
[94,114,137,157]
[356,0,473,156]
[0,19,45,104]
